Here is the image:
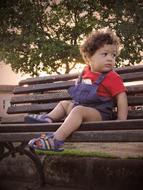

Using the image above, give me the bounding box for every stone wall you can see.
[0,153,143,190]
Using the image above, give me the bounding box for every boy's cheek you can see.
[91,64,104,72]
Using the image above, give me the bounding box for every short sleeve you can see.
[105,72,127,97]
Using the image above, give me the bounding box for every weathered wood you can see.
[11,91,70,104]
[1,109,143,123]
[7,96,143,115]
[13,82,143,96]
[127,110,143,119]
[10,93,143,106]
[0,130,143,142]
[121,72,143,82]
[7,102,58,114]
[114,64,143,74]
[14,81,74,94]
[18,72,143,90]
[19,65,143,85]
[0,119,143,133]
[19,73,78,86]
[127,84,143,94]
[68,130,143,142]
[127,96,143,106]
[1,115,25,124]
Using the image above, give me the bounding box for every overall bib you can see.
[68,72,114,120]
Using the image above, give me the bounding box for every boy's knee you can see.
[60,100,69,103]
[60,100,71,107]
[71,105,85,114]
[59,100,73,114]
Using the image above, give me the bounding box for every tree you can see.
[0,0,142,76]
[98,0,143,67]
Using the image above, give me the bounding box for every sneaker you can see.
[24,114,53,123]
[28,134,64,152]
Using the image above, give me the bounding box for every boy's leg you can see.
[25,100,74,123]
[54,105,102,141]
[28,105,101,151]
[28,101,74,151]
[48,100,74,121]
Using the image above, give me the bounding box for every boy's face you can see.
[87,44,117,73]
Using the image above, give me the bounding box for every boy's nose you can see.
[107,55,113,62]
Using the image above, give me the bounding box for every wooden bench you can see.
[0,64,143,186]
[0,64,143,141]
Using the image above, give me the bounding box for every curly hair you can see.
[80,28,121,63]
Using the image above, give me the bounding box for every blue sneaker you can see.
[28,133,64,152]
[24,114,53,123]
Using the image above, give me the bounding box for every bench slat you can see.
[14,81,74,94]
[1,119,143,132]
[7,102,58,114]
[13,81,143,95]
[69,130,143,142]
[126,84,143,94]
[19,65,143,85]
[7,96,143,114]
[1,110,143,123]
[127,110,143,119]
[10,92,143,105]
[11,91,70,104]
[1,110,142,124]
[115,64,143,74]
[127,96,143,105]
[7,105,143,116]
[19,73,78,86]
[0,130,143,142]
[121,72,143,82]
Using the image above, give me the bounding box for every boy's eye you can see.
[113,53,116,57]
[102,53,107,56]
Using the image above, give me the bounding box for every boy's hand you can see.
[116,92,128,120]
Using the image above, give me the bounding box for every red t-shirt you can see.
[82,66,126,97]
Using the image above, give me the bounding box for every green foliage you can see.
[99,0,143,67]
[0,0,142,76]
[37,148,118,159]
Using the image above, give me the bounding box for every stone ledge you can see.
[0,154,143,190]
[44,156,143,190]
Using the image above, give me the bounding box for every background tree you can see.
[0,0,142,76]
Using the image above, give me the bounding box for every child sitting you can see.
[25,28,128,152]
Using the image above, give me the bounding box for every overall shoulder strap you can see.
[93,73,108,93]
[77,69,84,84]
[77,69,109,85]
[94,73,107,85]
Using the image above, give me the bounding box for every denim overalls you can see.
[68,72,114,120]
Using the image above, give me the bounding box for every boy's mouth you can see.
[105,64,112,68]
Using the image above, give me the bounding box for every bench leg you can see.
[0,142,45,187]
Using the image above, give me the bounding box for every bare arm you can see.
[116,92,128,120]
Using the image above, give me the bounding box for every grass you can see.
[36,148,119,159]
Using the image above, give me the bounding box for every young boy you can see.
[25,28,128,151]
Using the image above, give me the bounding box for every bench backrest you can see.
[2,65,143,124]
